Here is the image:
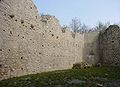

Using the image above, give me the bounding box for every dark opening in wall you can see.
[39,52,42,54]
[15,19,17,22]
[22,36,24,38]
[9,14,14,18]
[112,40,114,43]
[21,68,23,70]
[18,35,19,37]
[21,57,23,59]
[56,36,59,39]
[42,45,44,47]
[21,20,24,24]
[8,49,10,51]
[30,24,34,29]
[0,64,2,68]
[10,31,12,34]
[0,49,2,51]
[30,7,32,9]
[49,31,51,32]
[10,68,14,72]
[51,34,54,37]
[3,30,5,31]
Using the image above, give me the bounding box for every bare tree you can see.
[95,21,110,31]
[70,18,111,34]
[70,17,81,33]
[80,23,88,33]
[70,17,89,33]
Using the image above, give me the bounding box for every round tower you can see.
[99,25,120,66]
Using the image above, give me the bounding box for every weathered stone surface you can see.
[0,0,119,81]
[99,25,120,66]
[0,0,86,80]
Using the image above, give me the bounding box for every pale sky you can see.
[34,0,120,27]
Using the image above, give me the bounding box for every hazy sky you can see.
[34,0,120,27]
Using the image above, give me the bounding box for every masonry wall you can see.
[40,16,84,71]
[83,32,100,65]
[99,25,120,66]
[0,0,84,80]
[0,0,100,80]
[0,0,43,80]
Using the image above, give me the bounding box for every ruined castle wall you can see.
[100,25,120,66]
[74,33,84,63]
[0,0,43,80]
[0,0,84,80]
[0,0,99,80]
[40,16,84,71]
[83,32,100,65]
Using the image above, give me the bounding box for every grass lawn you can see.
[0,67,120,87]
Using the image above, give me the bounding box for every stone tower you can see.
[99,25,120,66]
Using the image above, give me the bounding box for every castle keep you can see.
[0,0,120,80]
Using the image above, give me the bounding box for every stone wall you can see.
[40,16,84,71]
[0,0,85,80]
[0,0,43,80]
[83,32,99,65]
[0,0,119,81]
[99,25,120,66]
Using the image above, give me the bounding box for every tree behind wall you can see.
[70,17,82,33]
[70,17,89,34]
[95,21,110,31]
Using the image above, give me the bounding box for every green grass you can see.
[0,67,120,87]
